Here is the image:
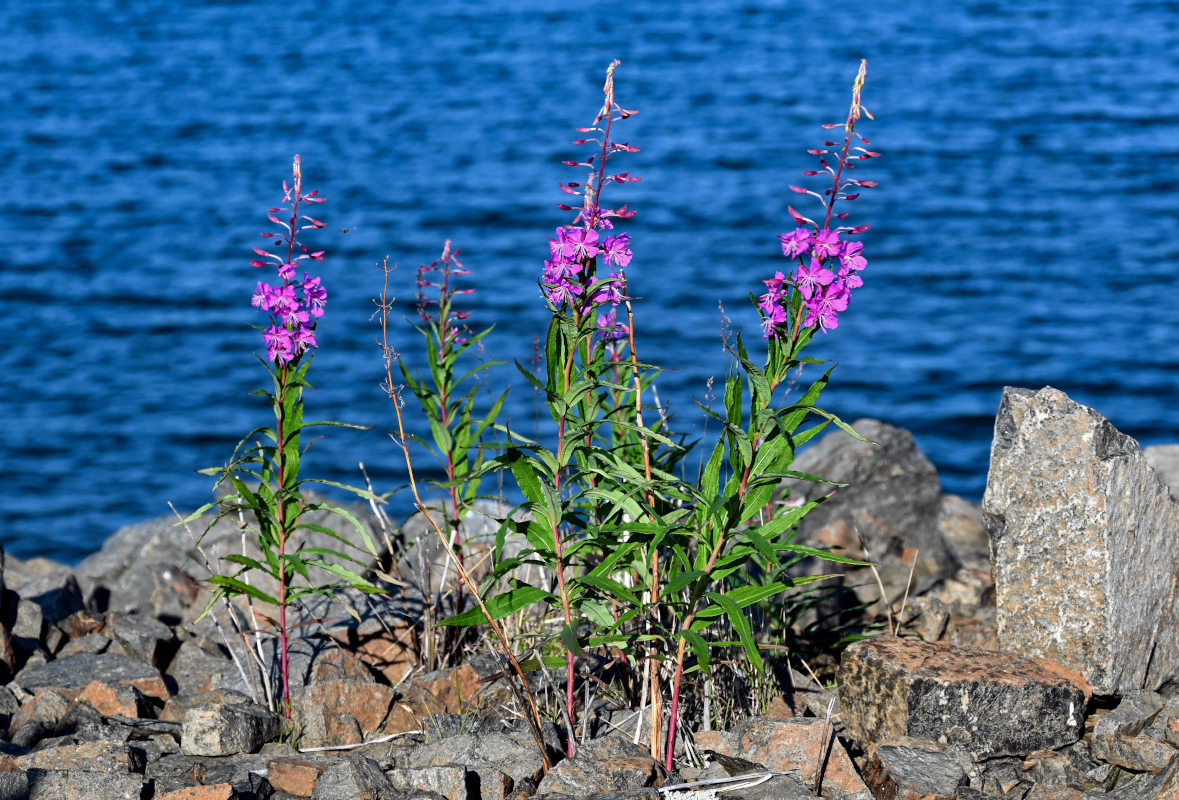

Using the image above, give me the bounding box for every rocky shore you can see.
[3,386,1179,799]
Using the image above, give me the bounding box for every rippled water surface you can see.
[3,0,1178,562]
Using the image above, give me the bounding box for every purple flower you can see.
[837,264,864,289]
[601,233,632,267]
[778,228,813,259]
[292,324,317,354]
[565,227,600,261]
[804,281,850,332]
[839,240,867,272]
[263,324,294,364]
[302,274,327,318]
[596,309,629,342]
[252,282,275,311]
[591,272,624,306]
[278,262,296,280]
[813,229,841,261]
[794,258,835,300]
[759,298,788,339]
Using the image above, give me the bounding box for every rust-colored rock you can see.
[293,680,395,748]
[695,716,872,800]
[76,680,155,718]
[267,757,326,797]
[154,785,237,800]
[837,636,1090,758]
[16,739,147,774]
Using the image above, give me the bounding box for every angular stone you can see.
[0,685,18,732]
[401,729,550,788]
[4,558,84,626]
[59,631,112,657]
[160,689,253,723]
[15,653,169,700]
[146,751,271,798]
[309,752,390,800]
[863,736,968,799]
[983,386,1179,695]
[292,680,394,748]
[181,702,282,756]
[268,756,327,796]
[695,716,871,800]
[76,680,155,718]
[938,494,992,573]
[164,640,248,698]
[75,491,385,622]
[786,419,959,598]
[385,765,470,800]
[1094,691,1165,736]
[1089,733,1179,773]
[1145,444,1179,502]
[403,653,513,714]
[8,688,71,747]
[837,636,1090,758]
[104,611,177,667]
[16,739,147,773]
[536,736,666,797]
[24,769,150,799]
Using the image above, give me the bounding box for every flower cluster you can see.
[543,60,638,356]
[249,155,327,365]
[416,240,474,347]
[760,227,868,336]
[759,60,877,340]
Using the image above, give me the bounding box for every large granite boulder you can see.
[983,386,1179,695]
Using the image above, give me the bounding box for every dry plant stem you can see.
[813,697,836,796]
[897,549,918,633]
[857,529,894,634]
[377,258,551,772]
[621,284,664,762]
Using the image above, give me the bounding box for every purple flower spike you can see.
[251,156,327,364]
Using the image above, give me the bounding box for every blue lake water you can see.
[3,0,1178,563]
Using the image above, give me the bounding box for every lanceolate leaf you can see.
[437,585,553,627]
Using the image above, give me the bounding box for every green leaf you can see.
[704,591,762,672]
[206,576,280,606]
[780,544,872,566]
[437,585,553,627]
[679,628,711,673]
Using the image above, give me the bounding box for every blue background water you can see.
[3,0,1178,563]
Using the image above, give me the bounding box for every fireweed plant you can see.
[192,156,382,716]
[428,61,869,770]
[399,240,506,668]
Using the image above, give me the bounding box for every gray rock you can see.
[714,773,820,800]
[401,728,550,788]
[385,765,472,800]
[165,640,247,697]
[310,752,390,800]
[837,635,1089,758]
[15,739,147,773]
[865,737,969,798]
[181,702,283,756]
[105,612,177,667]
[24,769,150,799]
[0,684,18,731]
[938,494,992,573]
[14,653,168,701]
[1088,733,1178,773]
[785,419,959,603]
[147,751,273,797]
[0,771,28,799]
[4,557,84,627]
[984,387,1179,696]
[537,737,667,797]
[1093,691,1165,736]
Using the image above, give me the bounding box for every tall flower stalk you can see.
[193,156,380,716]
